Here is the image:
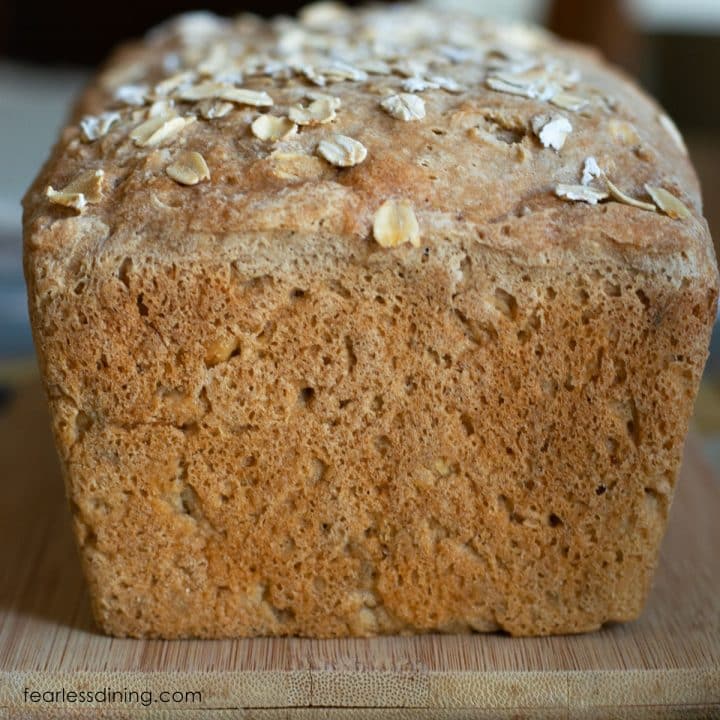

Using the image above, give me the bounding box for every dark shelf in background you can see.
[1,1,362,65]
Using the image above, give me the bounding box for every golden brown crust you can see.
[23,3,719,638]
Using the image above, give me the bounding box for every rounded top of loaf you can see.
[23,2,715,271]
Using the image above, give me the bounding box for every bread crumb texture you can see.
[23,2,718,638]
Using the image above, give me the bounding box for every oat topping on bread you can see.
[29,1,700,239]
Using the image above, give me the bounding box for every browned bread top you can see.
[23,3,715,278]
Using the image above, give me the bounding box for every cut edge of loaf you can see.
[26,225,718,637]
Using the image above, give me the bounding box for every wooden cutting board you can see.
[0,380,718,719]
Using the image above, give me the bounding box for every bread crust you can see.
[23,4,718,637]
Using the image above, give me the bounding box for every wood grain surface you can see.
[0,380,718,718]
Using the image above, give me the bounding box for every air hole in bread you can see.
[493,288,518,320]
[605,437,619,458]
[204,337,241,368]
[328,280,351,299]
[627,420,638,444]
[613,357,627,385]
[497,494,510,513]
[179,485,198,517]
[299,387,315,405]
[375,435,391,456]
[344,336,357,372]
[69,500,98,549]
[581,308,598,325]
[643,486,664,517]
[460,413,475,436]
[136,294,149,317]
[603,281,621,297]
[118,257,132,289]
[263,588,295,625]
[585,347,604,383]
[576,288,590,305]
[635,288,650,309]
[311,457,327,483]
[626,399,641,446]
[74,410,93,442]
[453,308,498,345]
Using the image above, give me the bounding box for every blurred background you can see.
[1,0,719,459]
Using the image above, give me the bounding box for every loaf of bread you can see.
[24,3,718,638]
